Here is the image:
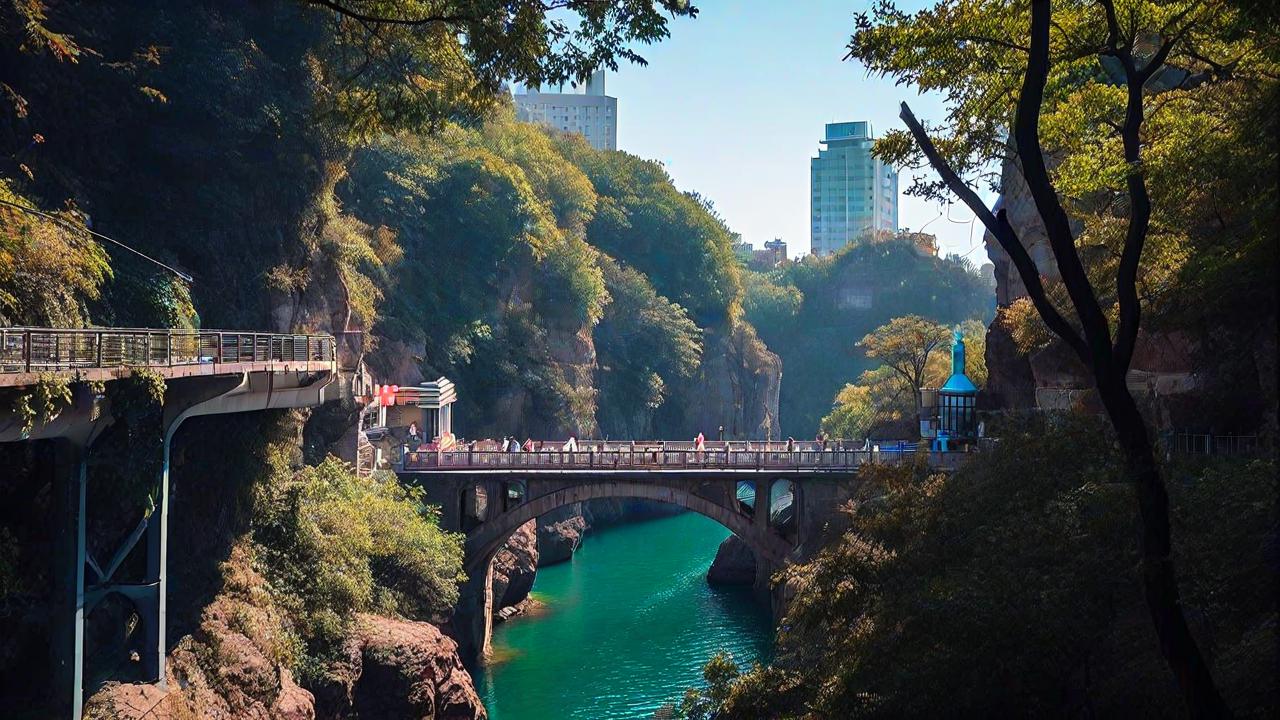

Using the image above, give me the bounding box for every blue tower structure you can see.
[938,329,978,440]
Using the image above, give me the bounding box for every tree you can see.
[302,0,699,137]
[858,315,951,400]
[849,0,1276,713]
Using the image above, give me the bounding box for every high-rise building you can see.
[810,121,899,256]
[514,70,617,151]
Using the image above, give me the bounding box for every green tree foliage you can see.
[342,107,746,437]
[742,270,803,332]
[306,0,697,139]
[747,239,991,436]
[852,3,1278,706]
[858,315,951,397]
[851,0,1277,406]
[822,317,986,439]
[594,254,702,436]
[0,180,110,325]
[693,416,1276,717]
[253,457,464,676]
[343,115,608,435]
[555,134,744,325]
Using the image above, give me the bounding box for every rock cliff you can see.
[85,546,314,720]
[490,520,538,612]
[667,321,782,440]
[84,547,485,720]
[706,535,756,586]
[536,508,588,566]
[315,615,486,720]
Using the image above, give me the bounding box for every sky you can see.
[601,0,991,259]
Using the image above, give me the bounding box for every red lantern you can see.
[375,384,399,407]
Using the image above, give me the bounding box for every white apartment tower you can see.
[810,121,899,256]
[514,70,618,151]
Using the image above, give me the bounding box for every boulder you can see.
[706,534,756,586]
[536,512,587,566]
[317,615,486,720]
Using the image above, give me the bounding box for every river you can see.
[478,512,774,720]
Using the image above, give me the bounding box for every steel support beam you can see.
[50,439,86,720]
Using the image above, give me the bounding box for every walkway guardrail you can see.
[0,327,335,376]
[400,440,955,473]
[1161,432,1259,457]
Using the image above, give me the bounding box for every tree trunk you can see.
[1093,367,1231,717]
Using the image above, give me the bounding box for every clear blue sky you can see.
[605,0,989,259]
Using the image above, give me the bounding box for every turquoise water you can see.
[478,512,774,720]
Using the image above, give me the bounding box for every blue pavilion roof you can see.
[940,372,978,395]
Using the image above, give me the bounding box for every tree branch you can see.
[305,0,475,27]
[898,102,1090,363]
[1017,0,1115,370]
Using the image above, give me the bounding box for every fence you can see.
[0,327,335,375]
[1162,432,1260,457]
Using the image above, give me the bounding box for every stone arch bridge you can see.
[398,443,961,662]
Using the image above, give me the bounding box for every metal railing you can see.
[399,440,943,472]
[1162,432,1260,457]
[0,327,335,375]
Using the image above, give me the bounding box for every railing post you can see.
[165,330,172,367]
[24,330,31,373]
[95,331,103,368]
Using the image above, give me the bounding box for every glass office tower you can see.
[810,121,899,256]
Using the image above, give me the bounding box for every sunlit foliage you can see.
[0,179,110,325]
[850,0,1278,344]
[253,457,465,677]
[748,240,991,436]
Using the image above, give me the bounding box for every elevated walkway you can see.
[0,326,344,718]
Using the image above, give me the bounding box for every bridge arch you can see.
[462,480,795,578]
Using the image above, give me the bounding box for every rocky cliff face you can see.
[85,546,313,720]
[84,546,485,720]
[536,507,588,566]
[665,321,781,440]
[315,615,486,720]
[490,520,538,612]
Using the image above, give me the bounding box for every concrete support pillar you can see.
[50,439,86,720]
[753,479,772,530]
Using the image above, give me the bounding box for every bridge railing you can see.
[0,327,335,374]
[399,445,935,472]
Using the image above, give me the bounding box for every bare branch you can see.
[898,102,1090,362]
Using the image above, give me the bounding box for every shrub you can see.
[252,457,464,676]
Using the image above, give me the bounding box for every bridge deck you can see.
[0,327,336,386]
